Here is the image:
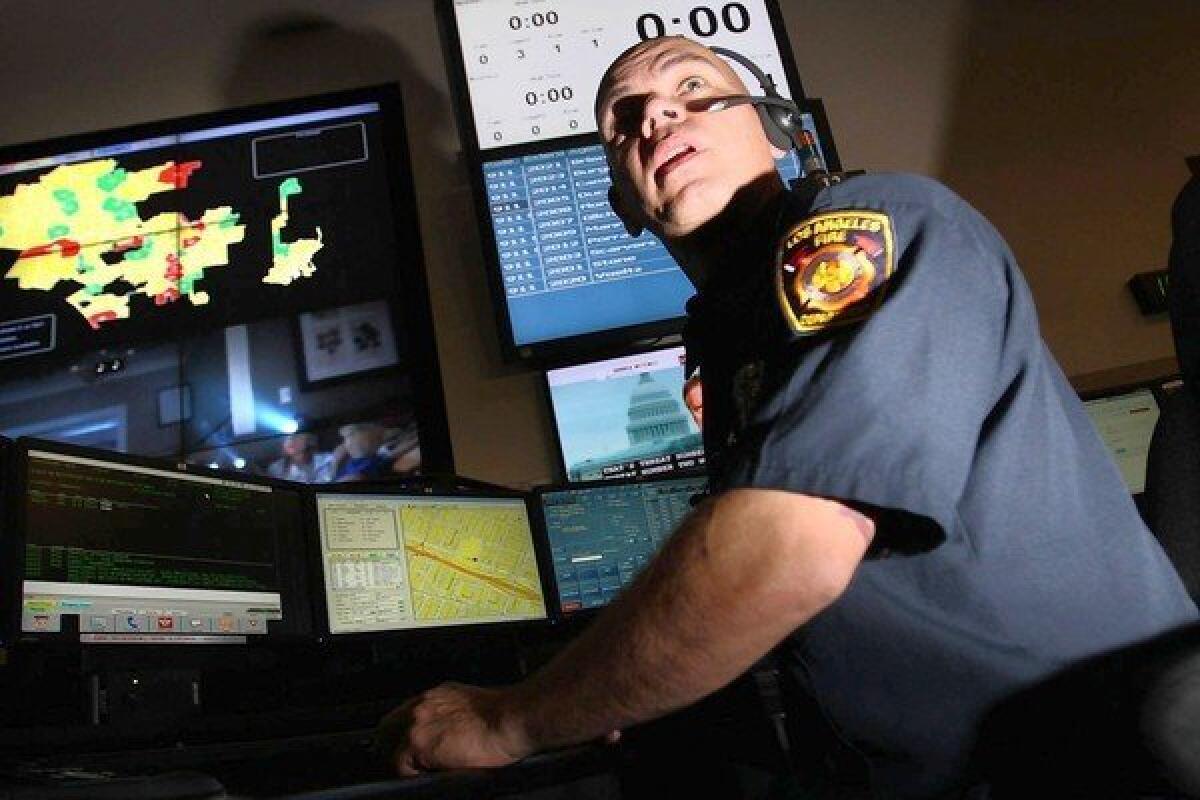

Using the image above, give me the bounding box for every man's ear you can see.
[608,184,645,238]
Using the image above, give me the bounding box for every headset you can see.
[708,45,857,190]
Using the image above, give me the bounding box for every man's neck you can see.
[664,172,786,291]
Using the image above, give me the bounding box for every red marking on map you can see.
[86,311,118,329]
[112,235,144,253]
[154,288,180,305]
[164,254,183,280]
[181,236,201,248]
[19,239,81,260]
[158,160,202,188]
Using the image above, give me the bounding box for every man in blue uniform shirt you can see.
[380,36,1198,797]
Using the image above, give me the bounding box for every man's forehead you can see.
[594,37,739,110]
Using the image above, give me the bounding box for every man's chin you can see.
[654,192,731,239]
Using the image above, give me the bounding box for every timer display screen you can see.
[452,0,798,150]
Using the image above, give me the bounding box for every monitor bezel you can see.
[304,481,559,642]
[435,0,830,364]
[0,84,455,476]
[0,436,14,649]
[5,436,315,648]
[529,470,710,617]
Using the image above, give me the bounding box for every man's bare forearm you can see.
[500,489,869,754]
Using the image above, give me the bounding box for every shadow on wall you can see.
[222,14,420,108]
[935,0,1200,376]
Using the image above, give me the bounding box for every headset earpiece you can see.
[709,45,801,151]
[756,103,800,151]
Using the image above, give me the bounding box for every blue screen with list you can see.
[540,474,708,612]
[482,123,822,347]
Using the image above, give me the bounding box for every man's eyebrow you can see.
[651,50,721,75]
[598,50,723,114]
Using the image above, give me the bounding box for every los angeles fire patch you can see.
[775,210,895,335]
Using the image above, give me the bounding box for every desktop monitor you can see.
[0,85,453,479]
[13,439,309,643]
[535,473,708,613]
[1082,383,1169,495]
[476,108,838,360]
[313,489,549,635]
[545,344,704,482]
[0,85,427,364]
[439,0,842,360]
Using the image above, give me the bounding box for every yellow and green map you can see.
[0,158,323,329]
[400,503,545,621]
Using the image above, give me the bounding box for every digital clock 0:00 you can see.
[525,86,575,106]
[509,10,560,30]
[637,3,752,40]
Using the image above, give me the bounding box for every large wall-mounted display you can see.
[0,86,453,479]
[440,0,840,362]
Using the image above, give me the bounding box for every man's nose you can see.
[640,94,685,139]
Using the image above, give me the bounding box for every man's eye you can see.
[680,76,707,94]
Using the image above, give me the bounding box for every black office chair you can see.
[1145,168,1200,602]
[1146,387,1200,601]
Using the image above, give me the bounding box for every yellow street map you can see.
[0,157,321,329]
[399,503,545,621]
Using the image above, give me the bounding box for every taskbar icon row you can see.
[22,610,274,637]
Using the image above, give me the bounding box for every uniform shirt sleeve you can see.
[724,178,1025,548]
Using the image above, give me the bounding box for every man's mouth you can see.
[654,144,699,185]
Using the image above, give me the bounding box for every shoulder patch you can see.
[775,210,895,335]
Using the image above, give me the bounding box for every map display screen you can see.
[315,492,548,634]
[0,100,406,363]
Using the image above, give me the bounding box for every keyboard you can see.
[1,732,619,799]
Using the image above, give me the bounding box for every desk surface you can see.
[0,740,621,800]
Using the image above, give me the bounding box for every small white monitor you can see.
[545,345,704,482]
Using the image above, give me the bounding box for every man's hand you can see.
[376,682,531,776]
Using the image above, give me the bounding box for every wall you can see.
[1,0,1195,486]
[937,1,1200,376]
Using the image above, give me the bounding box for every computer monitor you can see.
[440,0,839,360]
[313,489,549,635]
[444,0,807,153]
[13,439,309,643]
[535,473,708,614]
[545,344,704,482]
[0,85,454,480]
[476,108,838,360]
[1082,383,1169,495]
[0,85,428,364]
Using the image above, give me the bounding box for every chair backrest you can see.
[1146,389,1200,600]
[1145,172,1200,601]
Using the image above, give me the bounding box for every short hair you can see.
[338,422,383,438]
